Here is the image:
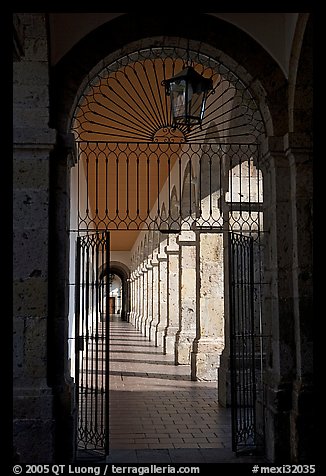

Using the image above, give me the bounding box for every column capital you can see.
[157,253,167,262]
[150,258,159,267]
[177,230,197,246]
[284,132,312,151]
[165,243,179,254]
[261,133,312,157]
[13,127,57,149]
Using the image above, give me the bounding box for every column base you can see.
[140,315,147,335]
[290,378,315,462]
[164,327,178,355]
[265,380,292,463]
[134,313,141,330]
[217,349,231,406]
[129,311,136,326]
[149,323,157,343]
[144,319,152,339]
[175,333,195,365]
[155,325,165,349]
[13,385,55,463]
[191,338,223,381]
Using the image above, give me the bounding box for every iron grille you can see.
[69,44,268,458]
[72,46,264,145]
[229,231,265,454]
[75,232,110,457]
[73,141,263,233]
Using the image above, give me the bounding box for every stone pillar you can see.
[218,231,232,405]
[141,266,148,335]
[287,133,313,462]
[13,13,56,463]
[145,262,153,338]
[133,273,137,326]
[136,268,144,332]
[191,233,224,381]
[13,133,56,463]
[135,271,141,328]
[125,277,131,322]
[48,134,78,463]
[150,257,160,343]
[164,237,180,356]
[175,231,197,365]
[262,136,297,463]
[129,272,136,326]
[156,248,168,348]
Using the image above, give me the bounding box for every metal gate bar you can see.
[70,44,267,459]
[74,141,261,233]
[229,231,258,453]
[75,232,110,457]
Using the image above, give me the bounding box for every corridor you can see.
[107,316,252,463]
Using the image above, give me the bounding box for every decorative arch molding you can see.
[50,12,287,137]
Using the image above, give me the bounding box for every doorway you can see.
[68,42,267,460]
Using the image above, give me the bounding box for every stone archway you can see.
[48,12,302,463]
[99,260,131,321]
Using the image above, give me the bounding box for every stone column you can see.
[133,272,138,326]
[261,136,297,462]
[125,277,131,322]
[144,262,153,338]
[164,237,180,356]
[13,13,57,463]
[129,272,136,326]
[134,270,141,329]
[141,265,148,336]
[13,125,56,463]
[136,268,144,332]
[150,256,160,343]
[218,231,232,405]
[287,133,313,462]
[175,231,197,365]
[191,233,224,381]
[156,248,168,348]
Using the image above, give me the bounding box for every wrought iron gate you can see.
[75,232,110,457]
[69,44,267,457]
[229,231,264,453]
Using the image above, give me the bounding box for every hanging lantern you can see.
[162,66,213,130]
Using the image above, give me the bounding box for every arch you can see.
[99,260,130,320]
[47,12,301,462]
[50,13,286,138]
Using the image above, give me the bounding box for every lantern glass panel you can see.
[170,80,187,119]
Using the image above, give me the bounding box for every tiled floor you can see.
[107,317,241,462]
[109,318,232,451]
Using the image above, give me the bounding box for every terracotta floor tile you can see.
[108,317,232,451]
